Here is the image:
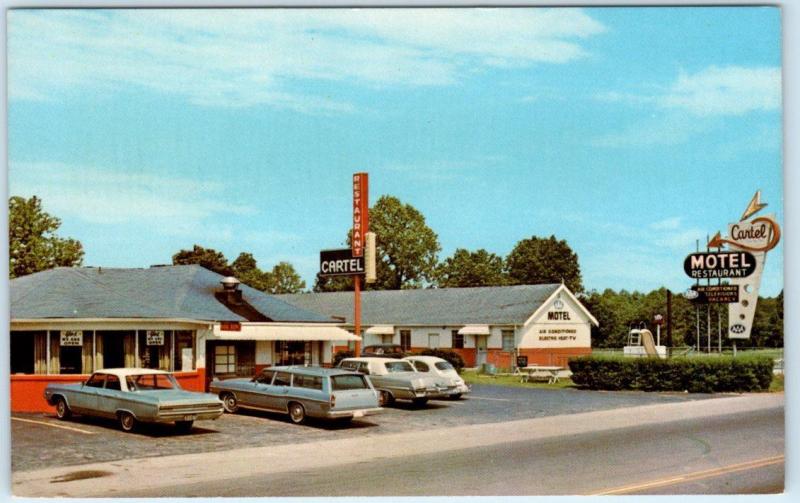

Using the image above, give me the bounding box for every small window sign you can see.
[146,330,165,346]
[60,330,83,346]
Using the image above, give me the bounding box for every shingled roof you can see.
[10,265,331,323]
[277,284,562,326]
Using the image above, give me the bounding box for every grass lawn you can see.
[461,370,574,390]
[769,373,784,392]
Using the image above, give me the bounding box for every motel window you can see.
[502,330,515,352]
[214,345,236,374]
[428,333,440,349]
[400,330,411,351]
[451,330,464,349]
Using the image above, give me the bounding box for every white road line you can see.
[466,396,515,402]
[12,417,96,435]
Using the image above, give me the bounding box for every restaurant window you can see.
[502,330,515,352]
[139,330,171,370]
[400,330,411,351]
[10,332,35,374]
[451,330,464,349]
[276,341,310,366]
[58,340,83,374]
[428,333,440,349]
[215,344,236,374]
[173,331,195,371]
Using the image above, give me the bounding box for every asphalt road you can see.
[125,406,783,496]
[12,383,718,472]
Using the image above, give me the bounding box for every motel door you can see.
[476,335,488,366]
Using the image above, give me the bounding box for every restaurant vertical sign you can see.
[352,172,369,257]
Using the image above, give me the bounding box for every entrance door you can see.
[476,335,488,366]
[276,341,310,366]
[102,333,125,369]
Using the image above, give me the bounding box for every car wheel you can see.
[55,397,72,420]
[412,397,429,406]
[118,412,137,432]
[378,390,394,407]
[175,420,194,433]
[288,402,306,424]
[449,393,463,400]
[221,393,239,413]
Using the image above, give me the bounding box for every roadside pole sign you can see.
[702,191,781,340]
[319,248,365,277]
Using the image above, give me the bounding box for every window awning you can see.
[365,325,395,335]
[213,323,360,341]
[457,324,491,335]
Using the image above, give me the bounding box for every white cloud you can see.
[7,8,605,111]
[594,66,780,117]
[662,66,781,116]
[8,161,256,225]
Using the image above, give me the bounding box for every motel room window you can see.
[214,344,236,375]
[400,330,411,351]
[451,330,464,349]
[428,333,440,349]
[501,330,515,352]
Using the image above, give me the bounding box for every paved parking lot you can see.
[12,384,722,472]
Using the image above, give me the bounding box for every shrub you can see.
[333,350,354,367]
[413,348,465,373]
[568,354,773,393]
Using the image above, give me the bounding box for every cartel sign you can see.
[320,248,365,277]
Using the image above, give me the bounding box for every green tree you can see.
[267,261,306,294]
[369,195,441,289]
[316,195,441,291]
[506,235,583,293]
[436,248,507,287]
[231,252,271,291]
[172,245,232,276]
[9,195,84,278]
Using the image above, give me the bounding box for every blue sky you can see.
[6,7,784,295]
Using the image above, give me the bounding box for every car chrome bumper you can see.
[154,409,224,422]
[325,407,383,419]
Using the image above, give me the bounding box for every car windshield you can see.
[384,361,415,373]
[331,374,369,390]
[126,373,180,391]
[435,361,454,371]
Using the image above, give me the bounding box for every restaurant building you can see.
[9,265,357,412]
[279,283,598,369]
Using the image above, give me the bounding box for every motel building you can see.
[9,265,357,412]
[279,283,598,370]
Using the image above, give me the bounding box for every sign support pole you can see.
[354,275,362,357]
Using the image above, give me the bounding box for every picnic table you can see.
[516,365,565,384]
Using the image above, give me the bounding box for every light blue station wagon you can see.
[209,366,382,424]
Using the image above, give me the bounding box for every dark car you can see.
[361,344,406,358]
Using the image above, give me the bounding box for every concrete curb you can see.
[13,392,784,497]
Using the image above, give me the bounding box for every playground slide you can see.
[640,329,658,357]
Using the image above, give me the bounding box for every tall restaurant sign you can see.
[707,191,781,340]
[353,173,369,257]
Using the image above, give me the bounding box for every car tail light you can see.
[330,394,336,408]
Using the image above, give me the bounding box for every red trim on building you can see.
[518,347,591,367]
[10,370,206,413]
